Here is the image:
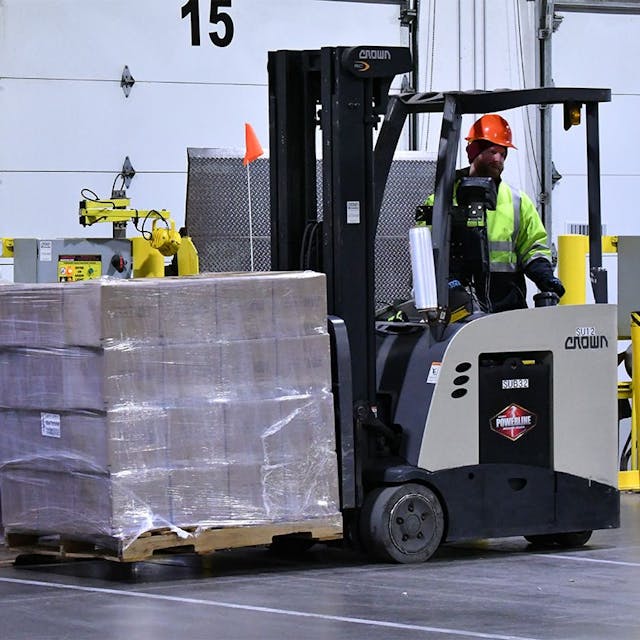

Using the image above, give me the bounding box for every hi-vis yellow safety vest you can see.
[424,179,551,272]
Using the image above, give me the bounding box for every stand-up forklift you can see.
[268,46,619,563]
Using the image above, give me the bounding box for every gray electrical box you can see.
[13,238,133,283]
[617,235,640,339]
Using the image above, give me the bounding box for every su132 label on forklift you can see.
[564,326,609,350]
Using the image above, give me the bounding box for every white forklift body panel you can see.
[420,303,618,488]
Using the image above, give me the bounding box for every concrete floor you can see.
[0,494,639,640]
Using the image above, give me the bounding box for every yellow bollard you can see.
[557,235,617,305]
[631,313,640,472]
[620,312,640,491]
[557,235,588,305]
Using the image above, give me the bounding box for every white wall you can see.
[416,0,540,200]
[0,0,404,249]
[4,0,633,263]
[550,10,640,242]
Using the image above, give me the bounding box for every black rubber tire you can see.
[360,483,444,564]
[358,486,386,555]
[552,530,592,548]
[525,530,592,548]
[524,534,557,547]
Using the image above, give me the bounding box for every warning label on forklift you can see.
[40,413,61,438]
[427,362,441,384]
[346,201,361,224]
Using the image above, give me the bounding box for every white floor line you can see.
[0,576,541,640]
[533,554,640,567]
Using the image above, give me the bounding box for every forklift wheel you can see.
[523,534,556,547]
[552,531,592,548]
[525,530,592,548]
[360,483,444,564]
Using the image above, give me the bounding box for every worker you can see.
[425,113,565,313]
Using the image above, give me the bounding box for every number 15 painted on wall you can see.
[181,0,234,47]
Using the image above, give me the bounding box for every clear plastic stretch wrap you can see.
[0,272,341,547]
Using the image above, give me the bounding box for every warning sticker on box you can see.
[41,413,61,438]
[427,362,441,384]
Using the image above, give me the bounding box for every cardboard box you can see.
[261,393,336,466]
[0,347,103,411]
[167,403,226,467]
[158,277,218,343]
[0,406,170,475]
[227,462,268,523]
[0,285,66,347]
[223,399,280,464]
[214,274,275,340]
[107,404,170,474]
[271,272,328,337]
[169,465,230,527]
[276,334,332,394]
[0,467,170,539]
[219,339,278,400]
[263,451,341,521]
[0,409,109,473]
[77,279,162,345]
[162,343,221,403]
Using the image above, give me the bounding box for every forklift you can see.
[268,46,619,563]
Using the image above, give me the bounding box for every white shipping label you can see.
[502,378,529,390]
[346,201,361,224]
[41,412,61,438]
[427,362,441,384]
[39,240,53,262]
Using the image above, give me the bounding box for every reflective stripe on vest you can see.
[490,261,518,273]
[488,184,520,272]
[512,188,521,243]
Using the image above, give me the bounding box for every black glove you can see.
[524,258,565,298]
[542,277,565,298]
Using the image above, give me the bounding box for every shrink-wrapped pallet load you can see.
[0,272,341,550]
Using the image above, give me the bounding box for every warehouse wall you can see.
[415,0,539,201]
[0,0,405,252]
[1,0,636,282]
[550,9,640,242]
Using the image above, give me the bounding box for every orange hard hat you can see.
[465,114,516,149]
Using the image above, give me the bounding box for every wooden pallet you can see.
[6,516,343,563]
[0,546,18,567]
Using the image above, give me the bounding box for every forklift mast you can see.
[268,46,412,408]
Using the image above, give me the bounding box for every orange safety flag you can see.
[243,123,264,166]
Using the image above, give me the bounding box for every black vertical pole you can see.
[321,47,376,404]
[432,95,462,308]
[586,101,607,304]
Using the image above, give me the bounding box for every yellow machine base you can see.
[619,470,640,491]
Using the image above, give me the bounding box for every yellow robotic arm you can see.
[79,197,182,257]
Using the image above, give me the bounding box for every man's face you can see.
[470,144,507,180]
